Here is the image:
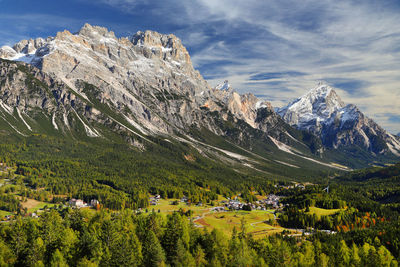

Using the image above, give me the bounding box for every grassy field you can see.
[150,198,213,216]
[0,209,12,218]
[306,206,341,218]
[21,198,57,213]
[149,197,288,238]
[194,210,287,238]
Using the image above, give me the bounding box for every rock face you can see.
[0,24,398,169]
[277,84,400,156]
[0,24,294,146]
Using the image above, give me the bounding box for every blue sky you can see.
[1,0,400,133]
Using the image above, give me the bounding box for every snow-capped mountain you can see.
[278,84,400,156]
[277,83,344,132]
[0,24,397,171]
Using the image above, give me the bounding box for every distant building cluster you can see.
[275,182,307,190]
[257,194,282,209]
[221,195,282,211]
[149,195,161,205]
[68,199,99,208]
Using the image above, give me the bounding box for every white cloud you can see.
[1,0,399,133]
[178,0,400,133]
[97,0,147,11]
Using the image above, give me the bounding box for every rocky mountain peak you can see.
[278,83,400,156]
[299,83,345,113]
[215,80,231,91]
[131,30,191,64]
[78,23,117,39]
[277,83,345,130]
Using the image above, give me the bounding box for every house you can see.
[211,206,225,212]
[90,199,100,207]
[69,198,85,208]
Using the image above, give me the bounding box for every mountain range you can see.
[0,23,399,177]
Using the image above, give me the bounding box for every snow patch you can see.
[73,109,100,137]
[52,113,59,130]
[123,115,148,135]
[269,136,348,170]
[387,143,400,156]
[269,136,298,155]
[0,100,14,115]
[16,108,32,131]
[9,51,37,64]
[0,115,27,136]
[285,131,308,147]
[63,112,70,129]
[108,116,153,143]
[274,160,300,168]
[387,133,400,156]
[60,78,91,102]
[215,80,230,91]
[255,101,268,109]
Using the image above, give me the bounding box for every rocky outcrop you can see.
[0,24,290,142]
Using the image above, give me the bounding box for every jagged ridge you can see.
[0,24,397,171]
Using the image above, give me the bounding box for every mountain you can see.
[0,23,396,175]
[277,83,400,160]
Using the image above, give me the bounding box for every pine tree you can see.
[377,245,395,266]
[143,230,166,267]
[350,243,361,266]
[194,244,207,267]
[49,249,68,267]
[336,240,351,266]
[162,213,189,264]
[174,238,195,267]
[0,240,16,266]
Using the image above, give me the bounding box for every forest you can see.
[0,208,398,267]
[0,133,399,266]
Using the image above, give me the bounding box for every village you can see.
[0,164,312,239]
[149,193,283,212]
[0,166,339,240]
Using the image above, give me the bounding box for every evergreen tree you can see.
[0,240,16,266]
[350,243,361,266]
[142,230,165,267]
[174,238,195,266]
[162,213,189,264]
[336,240,351,266]
[377,245,396,266]
[193,244,207,267]
[49,249,68,267]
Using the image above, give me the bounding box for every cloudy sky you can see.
[1,0,399,133]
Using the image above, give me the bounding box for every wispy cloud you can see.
[177,0,400,133]
[1,0,399,133]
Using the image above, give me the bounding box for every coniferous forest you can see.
[0,135,399,266]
